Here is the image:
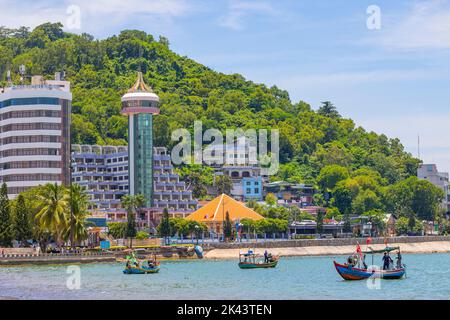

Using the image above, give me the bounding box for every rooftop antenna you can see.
[417,133,421,159]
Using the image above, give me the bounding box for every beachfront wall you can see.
[201,235,450,249]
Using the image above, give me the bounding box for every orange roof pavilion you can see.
[185,194,264,223]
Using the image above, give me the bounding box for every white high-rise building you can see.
[0,74,72,198]
[418,164,450,212]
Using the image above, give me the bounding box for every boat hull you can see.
[123,266,160,274]
[238,260,278,269]
[333,261,405,280]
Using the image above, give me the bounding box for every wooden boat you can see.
[122,251,160,274]
[333,261,405,280]
[123,265,160,274]
[334,245,406,280]
[238,251,279,269]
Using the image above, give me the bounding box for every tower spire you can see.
[128,72,153,93]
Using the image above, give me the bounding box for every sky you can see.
[1,0,449,172]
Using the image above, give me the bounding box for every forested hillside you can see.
[0,23,419,181]
[3,22,443,226]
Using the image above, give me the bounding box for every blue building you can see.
[242,177,263,201]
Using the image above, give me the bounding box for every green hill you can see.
[0,23,420,186]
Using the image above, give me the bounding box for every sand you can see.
[203,241,450,259]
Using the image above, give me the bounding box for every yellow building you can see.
[185,194,264,234]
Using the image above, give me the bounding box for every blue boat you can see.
[334,245,406,280]
[194,245,204,259]
[334,261,405,280]
[123,265,160,274]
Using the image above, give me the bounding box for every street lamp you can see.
[194,225,200,244]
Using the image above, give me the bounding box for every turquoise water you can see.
[1,253,450,300]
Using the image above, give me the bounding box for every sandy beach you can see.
[203,241,450,259]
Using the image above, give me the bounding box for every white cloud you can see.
[0,0,192,32]
[218,0,277,30]
[379,0,450,49]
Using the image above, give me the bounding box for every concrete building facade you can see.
[0,75,72,197]
[418,163,450,212]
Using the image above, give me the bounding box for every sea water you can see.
[1,253,449,300]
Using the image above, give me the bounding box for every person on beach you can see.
[382,252,393,270]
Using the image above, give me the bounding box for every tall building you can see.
[71,145,128,211]
[121,72,159,207]
[0,74,71,197]
[71,145,198,226]
[418,164,450,212]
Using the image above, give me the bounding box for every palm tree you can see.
[121,194,145,248]
[35,183,69,247]
[65,183,90,249]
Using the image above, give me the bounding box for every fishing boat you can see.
[334,245,406,280]
[122,251,160,274]
[123,265,160,274]
[238,250,278,269]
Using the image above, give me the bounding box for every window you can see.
[0,97,59,108]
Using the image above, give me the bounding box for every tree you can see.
[265,193,277,206]
[332,182,353,215]
[159,208,171,244]
[125,209,137,248]
[0,183,13,247]
[65,183,90,248]
[107,222,127,239]
[216,175,233,195]
[317,101,341,118]
[352,189,381,214]
[223,211,232,241]
[176,164,214,199]
[411,180,444,221]
[35,183,69,246]
[317,165,349,192]
[316,209,324,234]
[121,194,145,248]
[343,213,352,233]
[13,194,32,245]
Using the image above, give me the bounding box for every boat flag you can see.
[356,242,363,260]
[384,237,388,246]
[366,237,372,245]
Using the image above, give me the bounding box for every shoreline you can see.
[2,240,450,265]
[203,241,450,259]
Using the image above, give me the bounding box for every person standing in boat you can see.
[396,251,402,269]
[382,252,393,270]
[264,250,269,263]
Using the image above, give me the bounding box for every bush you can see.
[135,231,150,240]
[107,222,127,239]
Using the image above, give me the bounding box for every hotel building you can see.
[0,75,72,197]
[71,145,198,227]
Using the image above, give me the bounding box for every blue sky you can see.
[1,0,450,172]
